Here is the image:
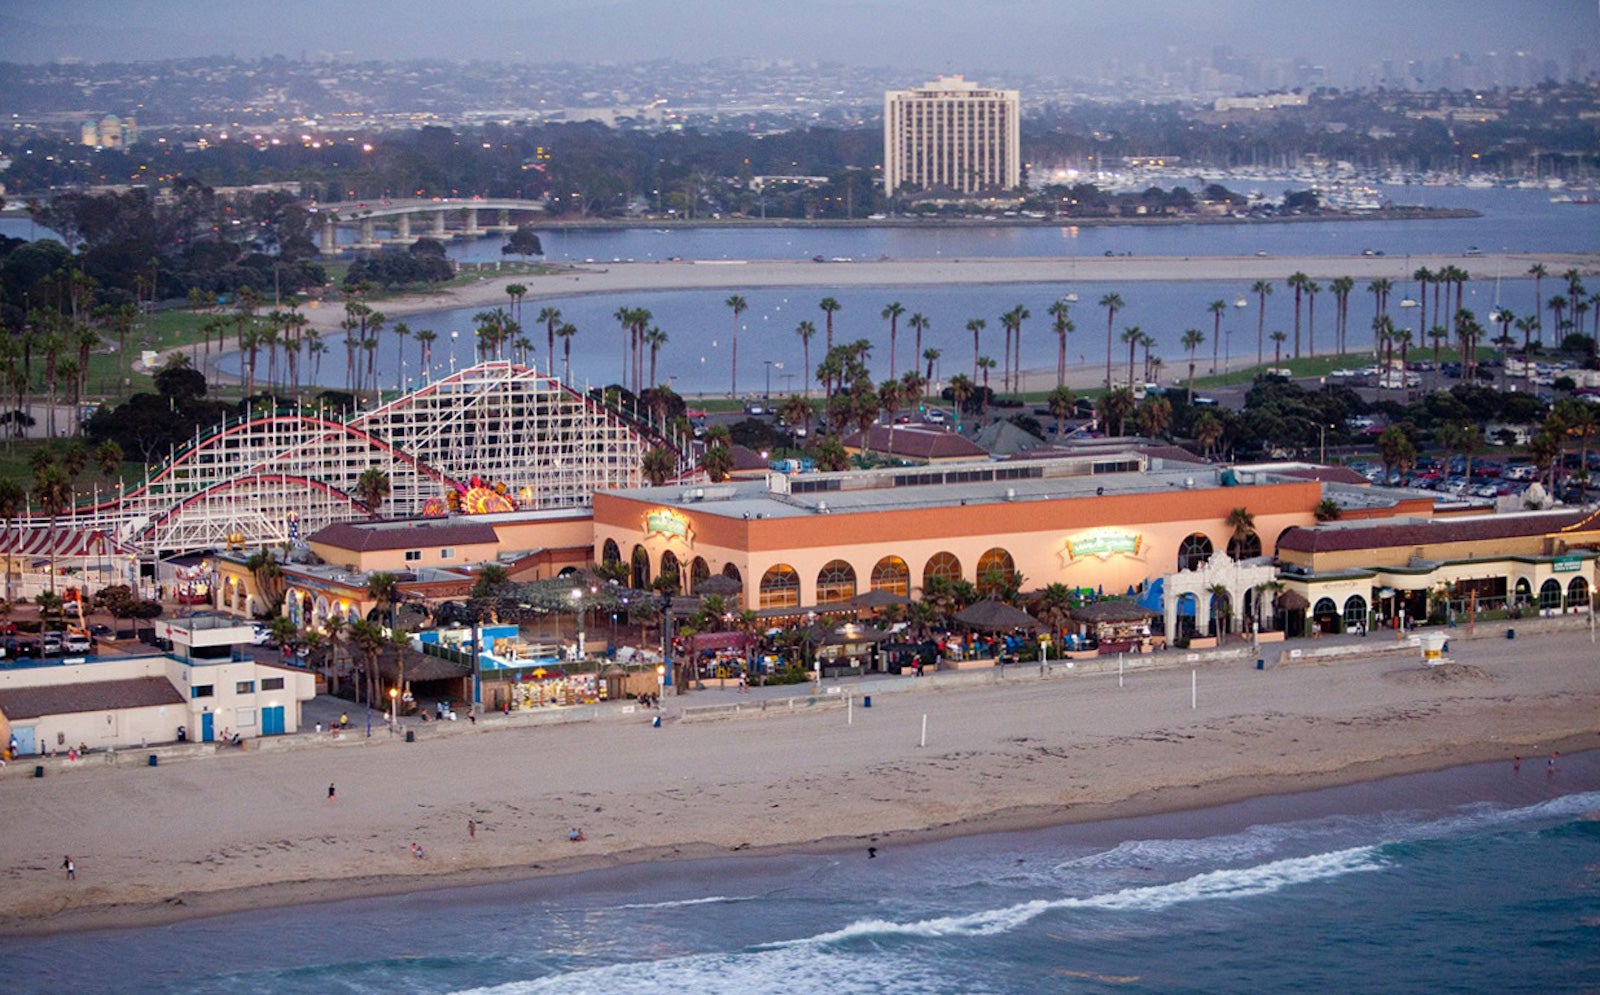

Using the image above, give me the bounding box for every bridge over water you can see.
[309,198,546,254]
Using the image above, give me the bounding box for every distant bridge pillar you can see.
[497,208,511,231]
[320,218,338,254]
[464,208,482,235]
[432,211,447,237]
[397,213,412,241]
[359,218,376,247]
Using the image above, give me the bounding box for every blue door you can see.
[261,706,285,736]
[14,726,35,756]
[201,712,214,743]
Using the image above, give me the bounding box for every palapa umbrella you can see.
[694,573,743,597]
[954,598,1043,632]
[850,589,910,609]
[1069,601,1157,625]
[1275,590,1310,612]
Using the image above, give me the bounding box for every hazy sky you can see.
[1,0,1594,77]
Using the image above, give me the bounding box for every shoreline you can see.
[4,624,1598,936]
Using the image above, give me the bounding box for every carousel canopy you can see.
[955,598,1043,632]
[0,528,136,559]
[1070,600,1157,624]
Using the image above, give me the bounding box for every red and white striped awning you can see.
[0,528,137,559]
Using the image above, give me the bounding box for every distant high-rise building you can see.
[883,75,1020,196]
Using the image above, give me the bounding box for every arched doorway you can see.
[1514,577,1533,608]
[759,564,800,610]
[631,545,651,589]
[1175,592,1199,638]
[870,556,910,597]
[690,557,710,593]
[1539,578,1563,612]
[922,551,962,590]
[975,548,1015,596]
[1208,588,1233,636]
[1343,595,1368,633]
[602,538,621,567]
[816,559,857,605]
[1313,597,1340,635]
[1178,533,1214,571]
[659,551,682,594]
[1568,576,1590,609]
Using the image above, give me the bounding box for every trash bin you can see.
[1256,658,1265,670]
[34,765,44,778]
[863,695,872,708]
[148,754,158,767]
[652,715,661,728]
[1506,628,1516,640]
[404,729,415,743]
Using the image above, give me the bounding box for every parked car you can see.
[64,634,92,654]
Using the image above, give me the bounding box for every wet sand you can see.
[3,623,1597,935]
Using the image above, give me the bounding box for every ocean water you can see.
[6,754,1597,994]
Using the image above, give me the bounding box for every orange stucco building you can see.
[592,453,1327,612]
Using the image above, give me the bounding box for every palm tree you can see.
[1456,308,1484,382]
[1251,279,1272,367]
[538,306,562,367]
[505,283,527,328]
[1547,295,1569,342]
[355,467,391,519]
[1428,325,1449,389]
[1098,292,1124,389]
[1207,299,1226,376]
[1270,330,1287,369]
[556,323,577,381]
[33,462,71,596]
[1120,325,1143,387]
[881,301,905,379]
[1286,272,1308,358]
[966,318,986,384]
[1047,384,1076,439]
[1102,386,1135,436]
[907,312,929,381]
[1182,328,1205,403]
[791,319,817,397]
[1304,279,1321,357]
[1324,275,1352,355]
[644,326,668,387]
[1528,263,1548,341]
[1136,395,1172,439]
[1514,314,1537,358]
[1225,507,1257,560]
[415,329,436,379]
[1002,304,1029,393]
[1193,410,1223,458]
[724,294,747,397]
[923,347,941,381]
[642,446,676,486]
[948,373,975,419]
[976,356,996,414]
[1411,266,1433,356]
[1367,277,1393,325]
[819,297,842,352]
[1048,299,1074,387]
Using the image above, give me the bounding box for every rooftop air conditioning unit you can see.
[816,501,828,514]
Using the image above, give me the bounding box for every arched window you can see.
[1226,533,1262,560]
[1569,576,1590,609]
[1514,577,1533,606]
[870,556,910,597]
[922,552,963,590]
[975,548,1015,595]
[659,551,682,594]
[690,557,710,592]
[1343,595,1368,632]
[816,559,858,605]
[631,545,651,589]
[602,538,621,566]
[1178,533,1214,571]
[759,564,800,610]
[1313,597,1338,616]
[722,563,742,583]
[1539,578,1563,611]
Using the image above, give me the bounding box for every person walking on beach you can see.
[1548,752,1558,774]
[468,818,477,840]
[62,856,75,880]
[328,782,337,802]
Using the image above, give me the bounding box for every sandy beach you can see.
[4,622,1597,935]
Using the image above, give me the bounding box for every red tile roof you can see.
[1277,466,1371,485]
[307,519,500,552]
[0,676,184,720]
[1277,511,1590,554]
[842,425,988,460]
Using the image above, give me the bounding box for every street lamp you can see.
[570,587,585,659]
[388,686,398,731]
[764,360,782,399]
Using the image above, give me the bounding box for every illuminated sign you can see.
[1065,528,1144,560]
[646,508,693,544]
[1553,557,1583,573]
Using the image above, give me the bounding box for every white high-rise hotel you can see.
[883,75,1020,195]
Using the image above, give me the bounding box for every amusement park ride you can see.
[10,362,693,561]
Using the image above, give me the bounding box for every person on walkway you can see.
[328,782,337,802]
[468,818,477,840]
[62,856,75,880]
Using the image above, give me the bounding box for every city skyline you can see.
[0,0,1593,88]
